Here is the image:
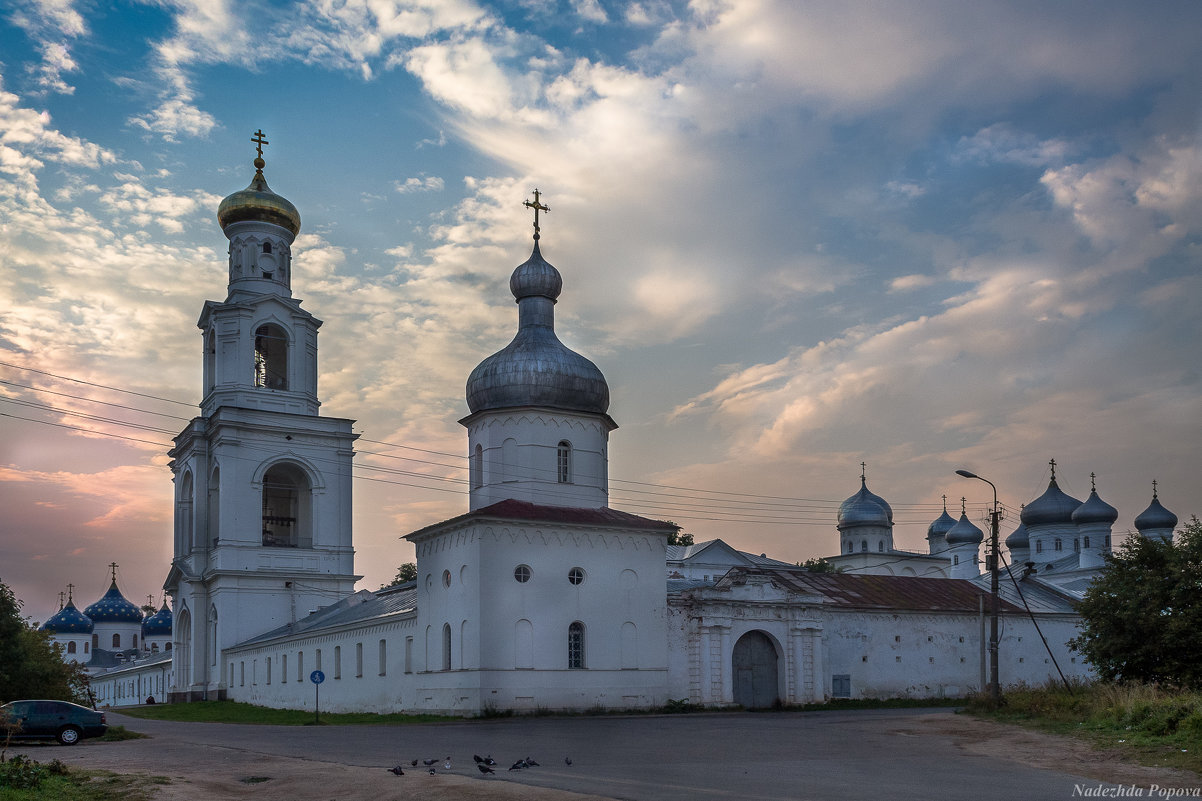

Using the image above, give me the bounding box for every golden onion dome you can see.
[217,154,301,237]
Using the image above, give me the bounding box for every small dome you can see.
[141,602,172,637]
[926,508,957,540]
[1135,494,1178,533]
[217,160,301,237]
[946,513,984,545]
[466,243,609,416]
[83,581,144,624]
[838,479,891,529]
[1005,521,1030,550]
[1073,489,1118,525]
[41,599,93,635]
[1020,478,1082,527]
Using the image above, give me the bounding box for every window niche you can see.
[261,463,312,548]
[253,324,288,390]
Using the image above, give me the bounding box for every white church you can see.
[54,139,1183,712]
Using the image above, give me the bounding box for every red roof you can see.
[405,499,678,540]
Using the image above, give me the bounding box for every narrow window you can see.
[113,633,121,648]
[266,656,271,684]
[92,633,98,650]
[568,621,585,669]
[442,623,452,671]
[132,634,138,648]
[355,643,363,677]
[262,463,309,548]
[860,540,867,553]
[1036,541,1043,553]
[1055,538,1063,552]
[1105,535,1111,548]
[67,641,76,654]
[297,651,303,682]
[334,646,341,679]
[472,444,483,489]
[378,639,387,676]
[1074,539,1080,553]
[1084,536,1090,549]
[404,637,413,674]
[263,241,272,254]
[878,541,884,553]
[282,653,288,682]
[253,324,288,390]
[954,555,960,565]
[315,648,322,671]
[240,661,245,687]
[557,441,572,483]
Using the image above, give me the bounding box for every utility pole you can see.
[957,469,1001,705]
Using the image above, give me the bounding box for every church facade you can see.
[56,141,1182,713]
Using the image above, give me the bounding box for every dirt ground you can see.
[27,713,1202,801]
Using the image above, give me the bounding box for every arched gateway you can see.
[732,630,779,708]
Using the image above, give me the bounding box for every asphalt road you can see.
[16,708,1136,800]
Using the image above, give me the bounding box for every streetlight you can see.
[956,469,1001,705]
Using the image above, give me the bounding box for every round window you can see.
[514,564,532,583]
[568,567,585,585]
[442,569,451,588]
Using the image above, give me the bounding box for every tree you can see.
[381,562,418,589]
[1071,518,1202,688]
[0,580,92,704]
[663,523,694,547]
[797,557,842,573]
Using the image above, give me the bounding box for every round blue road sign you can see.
[310,670,325,684]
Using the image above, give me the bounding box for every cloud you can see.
[394,175,445,193]
[8,0,87,94]
[572,0,607,24]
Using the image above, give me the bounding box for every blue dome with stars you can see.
[141,602,172,637]
[40,599,93,635]
[83,581,144,624]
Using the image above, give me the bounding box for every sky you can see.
[1,0,1200,625]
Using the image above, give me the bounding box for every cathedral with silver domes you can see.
[52,137,1185,710]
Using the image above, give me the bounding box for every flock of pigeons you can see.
[387,753,572,777]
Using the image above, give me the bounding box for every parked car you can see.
[0,700,107,745]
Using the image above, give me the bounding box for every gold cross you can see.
[524,189,549,240]
[252,129,269,159]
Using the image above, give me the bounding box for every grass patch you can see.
[0,756,166,801]
[964,680,1202,774]
[117,700,453,726]
[95,726,147,742]
[788,696,964,712]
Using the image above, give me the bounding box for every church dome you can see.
[1135,493,1178,533]
[926,508,957,540]
[1073,489,1118,525]
[141,602,173,637]
[837,479,891,529]
[217,148,300,237]
[946,513,984,545]
[466,242,609,416]
[41,599,93,635]
[1005,521,1030,550]
[83,581,144,624]
[1020,476,1082,527]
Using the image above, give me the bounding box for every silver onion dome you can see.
[1135,491,1178,532]
[926,506,956,540]
[1020,476,1082,527]
[1005,520,1030,549]
[837,478,891,529]
[466,242,609,416]
[946,513,984,545]
[1073,489,1118,525]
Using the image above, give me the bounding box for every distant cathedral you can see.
[44,135,1183,710]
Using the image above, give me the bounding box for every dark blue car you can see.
[1,700,107,745]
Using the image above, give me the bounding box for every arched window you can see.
[846,542,853,553]
[1083,536,1090,549]
[262,463,311,548]
[132,634,138,649]
[568,621,585,669]
[878,541,884,553]
[1074,539,1080,553]
[860,540,867,553]
[442,624,451,671]
[67,641,77,654]
[112,633,121,648]
[472,444,483,489]
[92,633,98,650]
[557,441,572,484]
[263,241,272,254]
[1036,541,1043,553]
[953,555,960,565]
[254,324,288,390]
[151,643,159,653]
[209,607,218,666]
[1054,538,1063,552]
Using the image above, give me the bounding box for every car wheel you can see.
[56,726,81,745]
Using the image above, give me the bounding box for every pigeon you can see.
[565,757,572,766]
[388,766,405,776]
[477,764,495,775]
[410,760,418,767]
[429,768,437,775]
[509,759,527,771]
[423,758,438,766]
[484,755,496,766]
[443,759,452,770]
[473,754,484,764]
[526,757,540,767]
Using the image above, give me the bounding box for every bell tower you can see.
[165,132,359,701]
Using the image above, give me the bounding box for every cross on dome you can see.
[109,562,119,582]
[1049,458,1057,481]
[524,189,549,241]
[251,129,269,170]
